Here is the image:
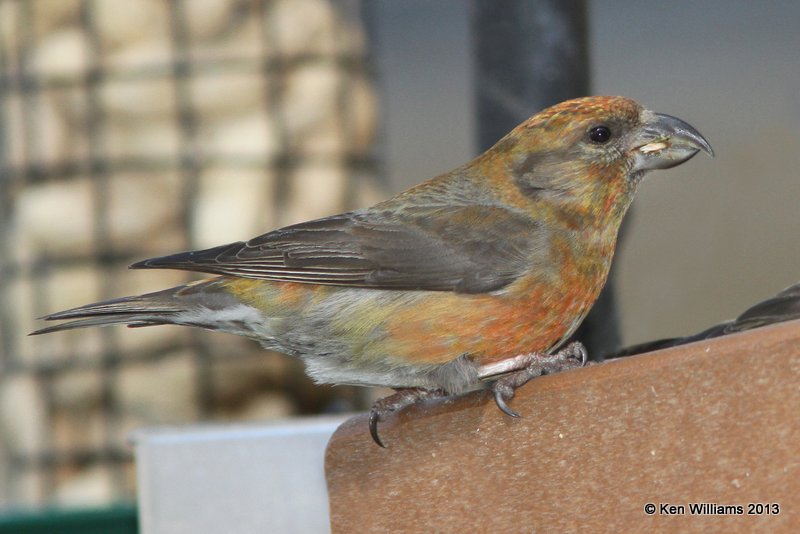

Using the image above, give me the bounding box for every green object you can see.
[0,505,137,534]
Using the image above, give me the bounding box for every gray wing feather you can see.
[131,204,546,293]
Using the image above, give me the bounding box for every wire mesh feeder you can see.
[0,0,380,506]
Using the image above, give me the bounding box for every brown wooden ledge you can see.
[325,319,800,532]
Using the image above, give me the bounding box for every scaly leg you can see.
[482,341,587,418]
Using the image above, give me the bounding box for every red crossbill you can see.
[34,96,712,446]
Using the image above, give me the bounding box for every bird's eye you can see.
[588,125,612,144]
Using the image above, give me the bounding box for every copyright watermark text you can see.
[644,502,780,516]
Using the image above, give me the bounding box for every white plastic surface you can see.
[133,415,350,534]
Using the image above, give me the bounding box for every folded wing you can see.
[132,204,547,294]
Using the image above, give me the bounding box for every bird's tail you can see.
[30,278,249,336]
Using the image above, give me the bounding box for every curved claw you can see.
[493,388,521,418]
[368,410,386,448]
[366,387,448,447]
[562,340,588,367]
[577,343,588,366]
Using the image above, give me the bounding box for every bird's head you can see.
[492,95,713,225]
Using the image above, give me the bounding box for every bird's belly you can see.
[378,271,605,366]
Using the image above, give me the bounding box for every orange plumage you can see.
[34,96,712,445]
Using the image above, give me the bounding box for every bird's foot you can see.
[368,387,447,448]
[489,341,587,418]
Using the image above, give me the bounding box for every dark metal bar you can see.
[472,0,590,151]
[79,0,130,499]
[472,0,621,358]
[0,1,16,371]
[258,0,292,225]
[166,0,217,418]
[4,152,376,187]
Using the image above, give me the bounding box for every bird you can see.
[605,282,800,359]
[32,96,713,446]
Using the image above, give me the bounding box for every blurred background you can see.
[0,0,798,520]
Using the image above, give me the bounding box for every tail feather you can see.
[30,279,244,336]
[31,314,175,335]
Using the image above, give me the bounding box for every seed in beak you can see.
[638,141,668,154]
